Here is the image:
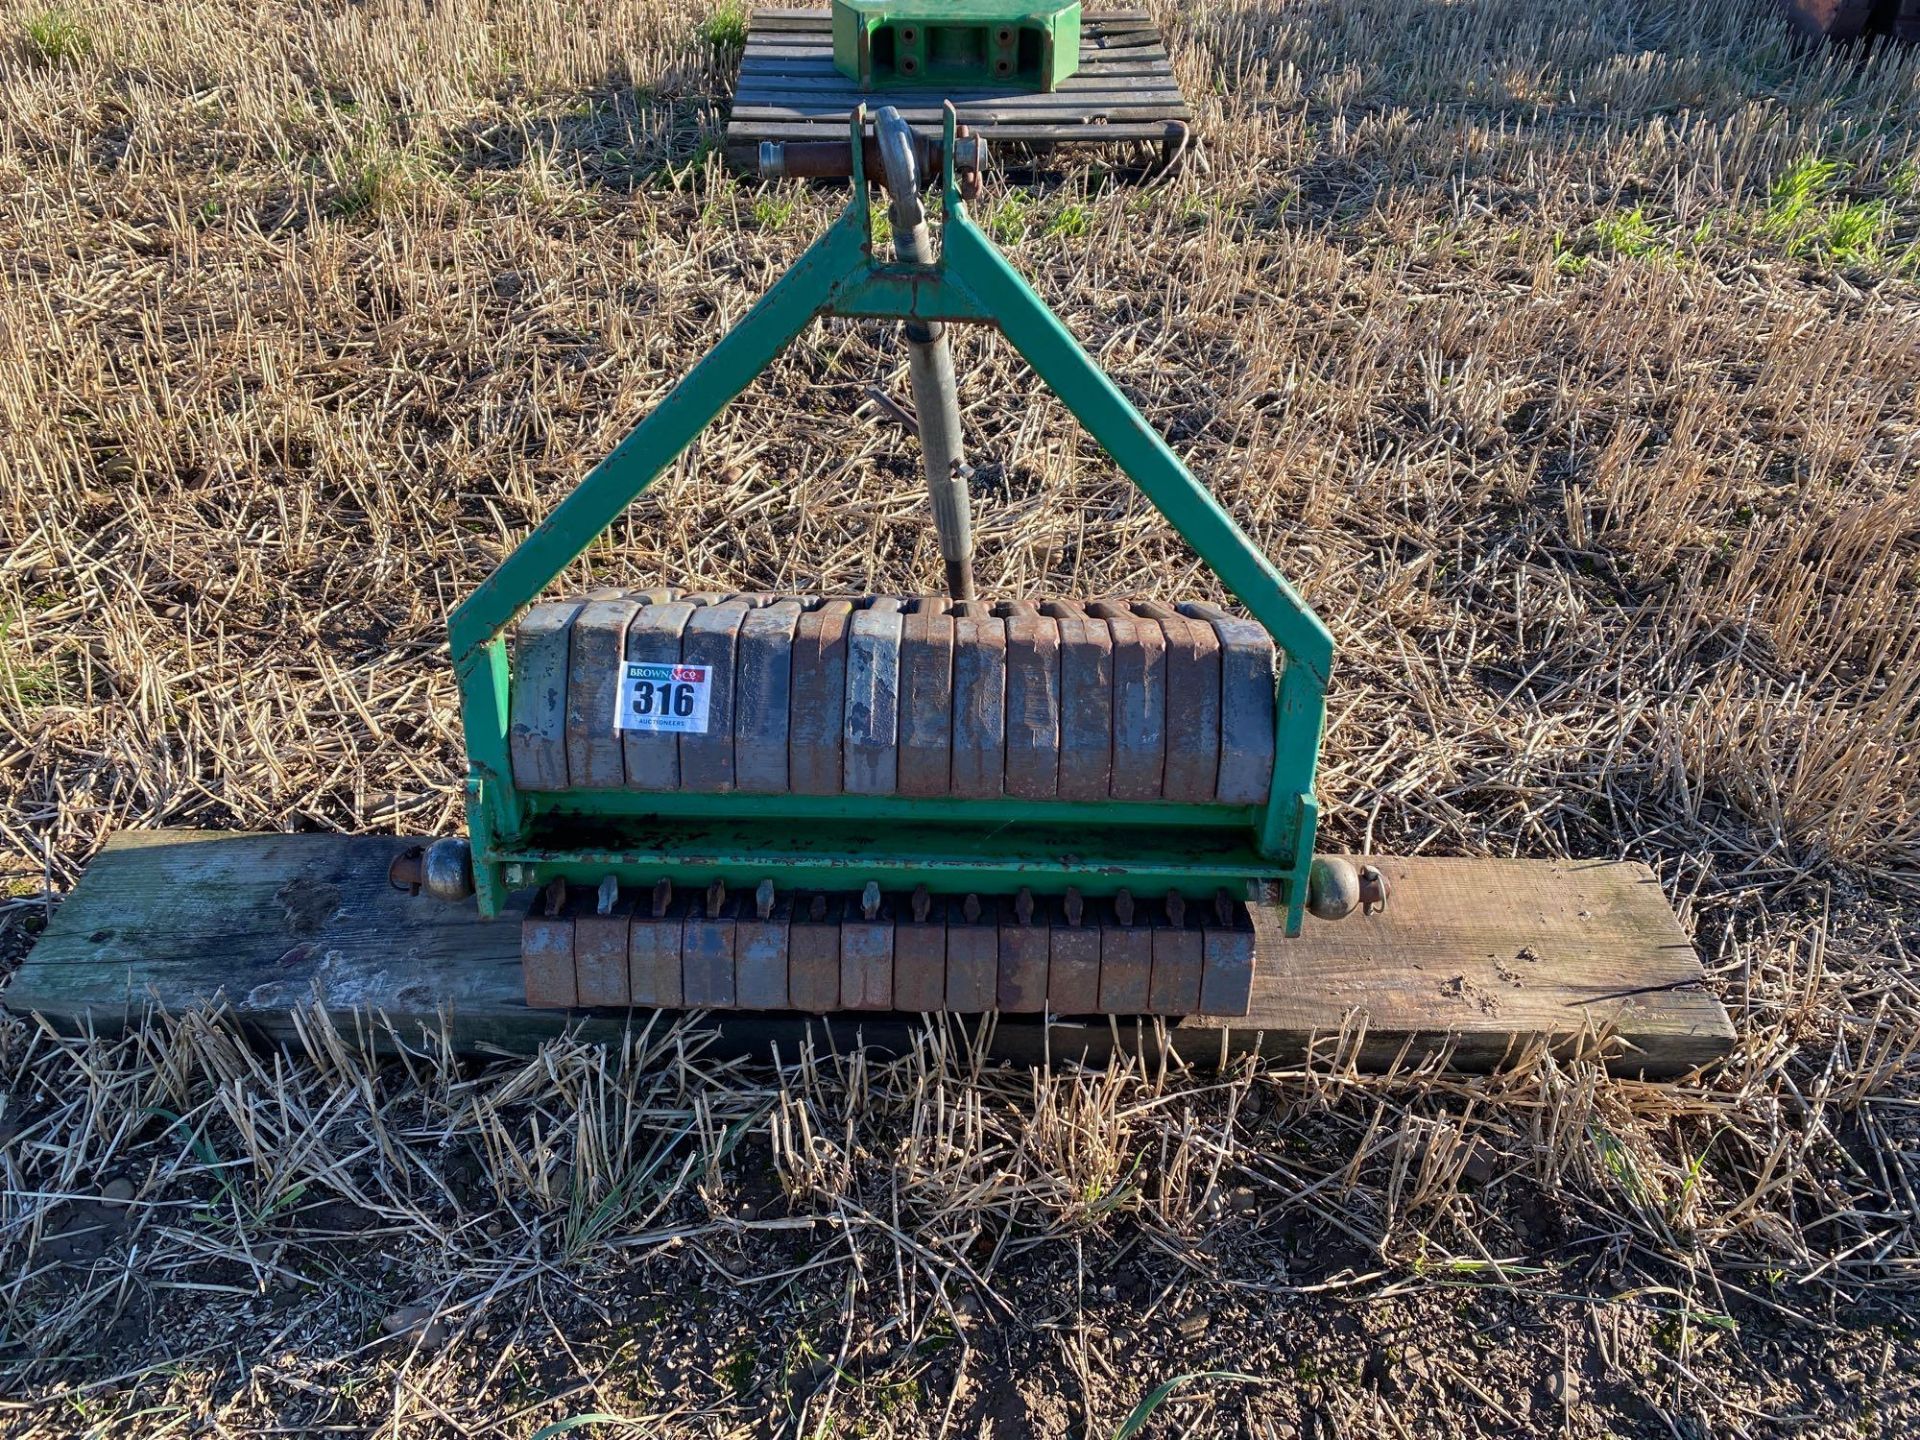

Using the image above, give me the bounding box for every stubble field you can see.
[1,0,1918,1435]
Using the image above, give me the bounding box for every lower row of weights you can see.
[521,877,1256,1016]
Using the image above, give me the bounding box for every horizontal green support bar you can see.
[495,818,1283,899]
[526,790,1254,829]
[826,268,997,323]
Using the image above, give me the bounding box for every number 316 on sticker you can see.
[614,661,711,734]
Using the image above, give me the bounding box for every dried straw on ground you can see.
[1,0,1918,1435]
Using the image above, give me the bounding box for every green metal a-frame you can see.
[448,107,1334,936]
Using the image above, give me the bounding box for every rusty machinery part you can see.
[1155,121,1198,179]
[758,128,990,198]
[1782,0,1920,41]
[1305,859,1390,921]
[388,838,476,904]
[1306,856,1360,922]
[519,877,1257,1016]
[1358,864,1388,916]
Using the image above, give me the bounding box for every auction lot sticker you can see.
[614,661,711,734]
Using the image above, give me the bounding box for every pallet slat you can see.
[746,9,1160,33]
[730,121,1177,148]
[736,64,1175,88]
[748,6,1156,20]
[738,53,1172,75]
[5,832,1736,1077]
[733,99,1187,120]
[745,25,1163,42]
[734,77,1186,101]
[733,103,1188,124]
[733,69,1182,96]
[744,40,1170,62]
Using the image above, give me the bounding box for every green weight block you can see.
[831,0,1082,91]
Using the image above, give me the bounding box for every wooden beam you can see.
[5,831,1733,1077]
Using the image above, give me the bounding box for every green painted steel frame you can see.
[449,107,1333,933]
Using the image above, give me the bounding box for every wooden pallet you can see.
[726,7,1193,170]
[4,831,1734,1077]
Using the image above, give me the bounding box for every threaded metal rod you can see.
[874,107,976,602]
